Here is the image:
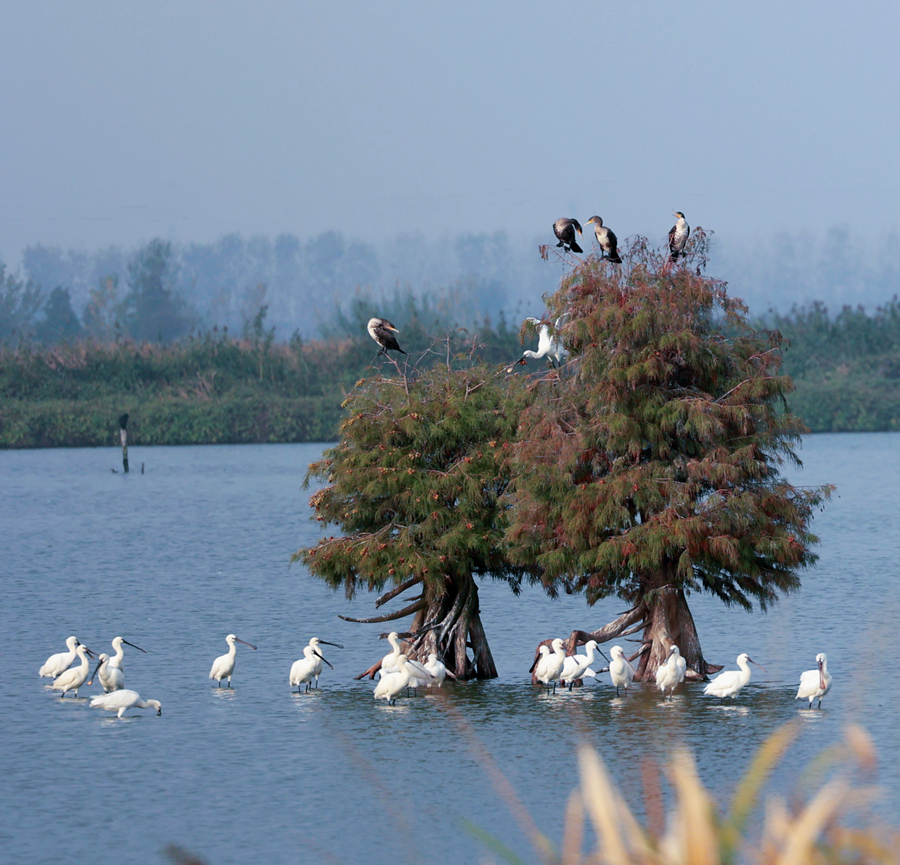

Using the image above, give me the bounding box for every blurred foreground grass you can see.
[469,722,897,865]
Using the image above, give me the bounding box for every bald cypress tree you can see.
[295,349,537,679]
[507,234,833,682]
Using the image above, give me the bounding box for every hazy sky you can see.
[2,3,898,264]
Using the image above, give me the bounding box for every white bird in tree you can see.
[704,653,765,702]
[50,645,96,698]
[90,689,162,719]
[608,645,636,696]
[90,653,125,692]
[796,653,832,709]
[534,638,567,694]
[511,317,568,370]
[560,640,608,690]
[209,634,257,687]
[655,644,687,698]
[39,636,81,678]
[290,644,334,694]
[374,654,417,705]
[107,636,147,671]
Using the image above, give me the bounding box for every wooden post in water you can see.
[119,413,129,474]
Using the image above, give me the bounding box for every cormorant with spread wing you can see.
[585,215,622,263]
[668,211,690,260]
[367,318,407,356]
[553,218,583,254]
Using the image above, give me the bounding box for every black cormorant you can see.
[668,211,690,260]
[367,318,407,355]
[585,216,622,263]
[553,218,583,254]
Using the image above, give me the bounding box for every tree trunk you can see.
[355,573,497,680]
[633,587,721,682]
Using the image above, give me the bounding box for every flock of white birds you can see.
[38,631,834,717]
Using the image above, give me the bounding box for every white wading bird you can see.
[423,652,451,687]
[290,642,335,694]
[107,636,146,671]
[608,645,636,696]
[89,653,124,692]
[533,638,567,694]
[704,653,765,702]
[655,644,687,698]
[796,652,832,709]
[560,640,608,690]
[50,644,96,698]
[90,689,161,719]
[39,636,80,678]
[374,655,417,705]
[209,634,257,687]
[510,318,568,371]
[307,637,342,689]
[378,632,408,676]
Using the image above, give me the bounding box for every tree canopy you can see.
[506,235,833,679]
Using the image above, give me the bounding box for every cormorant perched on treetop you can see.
[668,211,690,260]
[367,318,407,355]
[553,218,583,254]
[585,216,622,263]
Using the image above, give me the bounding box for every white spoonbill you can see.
[796,653,832,708]
[655,645,687,698]
[510,318,568,371]
[90,689,161,719]
[374,655,417,705]
[50,645,96,698]
[609,645,636,696]
[423,652,451,687]
[39,636,80,678]
[89,653,124,692]
[209,634,257,687]
[704,653,765,702]
[107,636,147,671]
[290,643,335,693]
[534,638,567,694]
[560,640,608,690]
[378,631,406,676]
[307,637,343,689]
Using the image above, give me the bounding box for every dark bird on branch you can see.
[668,211,690,260]
[367,318,407,356]
[553,218,583,254]
[585,215,622,263]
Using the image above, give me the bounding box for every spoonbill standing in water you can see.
[89,653,124,692]
[39,636,80,678]
[560,640,608,690]
[209,634,257,687]
[374,654,415,705]
[290,642,335,693]
[423,652,451,687]
[796,653,832,708]
[107,636,146,671]
[609,645,636,696]
[307,637,343,689]
[50,645,96,698]
[378,632,406,676]
[534,638,567,694]
[655,645,687,698]
[704,653,765,702]
[90,689,161,718]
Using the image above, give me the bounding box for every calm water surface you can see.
[1,435,898,864]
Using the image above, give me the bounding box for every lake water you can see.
[1,435,898,864]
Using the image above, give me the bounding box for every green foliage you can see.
[295,351,538,600]
[34,287,83,345]
[0,264,44,345]
[507,235,833,612]
[759,298,900,431]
